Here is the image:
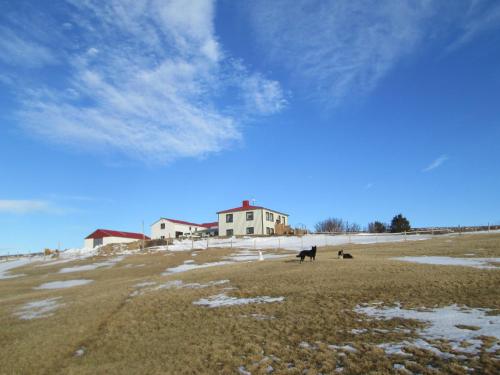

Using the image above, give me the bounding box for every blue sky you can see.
[1,0,500,254]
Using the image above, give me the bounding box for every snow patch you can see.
[35,279,93,289]
[393,256,500,269]
[193,293,284,308]
[0,258,30,279]
[163,261,234,274]
[59,256,125,273]
[14,297,64,320]
[134,281,157,288]
[356,303,500,356]
[328,344,358,353]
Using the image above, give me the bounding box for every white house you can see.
[217,200,289,236]
[84,229,149,248]
[151,218,218,239]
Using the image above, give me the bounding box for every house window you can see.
[246,227,254,234]
[226,229,234,236]
[226,214,233,223]
[269,213,274,222]
[160,223,165,229]
[266,212,270,221]
[266,227,274,235]
[246,211,254,221]
[160,235,165,240]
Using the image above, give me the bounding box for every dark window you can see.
[226,214,233,223]
[269,213,274,222]
[266,227,274,235]
[160,235,165,240]
[246,227,254,234]
[246,211,254,221]
[160,223,165,229]
[226,229,234,236]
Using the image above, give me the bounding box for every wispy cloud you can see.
[445,1,500,52]
[249,1,436,105]
[365,183,374,190]
[0,200,60,214]
[4,0,286,164]
[0,26,57,68]
[423,155,449,172]
[248,0,500,106]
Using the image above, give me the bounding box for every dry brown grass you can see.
[0,233,499,374]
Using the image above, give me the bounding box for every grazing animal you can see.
[338,250,344,259]
[296,246,317,263]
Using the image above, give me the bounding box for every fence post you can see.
[404,231,407,241]
[207,238,209,249]
[278,238,281,249]
[191,239,194,250]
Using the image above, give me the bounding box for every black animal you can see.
[338,249,353,259]
[297,246,317,263]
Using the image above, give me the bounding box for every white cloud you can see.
[242,74,287,115]
[249,1,436,105]
[0,200,56,214]
[0,26,57,68]
[248,0,500,106]
[423,155,449,172]
[9,0,285,164]
[446,0,500,52]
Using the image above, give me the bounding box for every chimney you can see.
[242,200,250,208]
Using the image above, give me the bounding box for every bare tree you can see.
[346,222,361,232]
[315,218,344,233]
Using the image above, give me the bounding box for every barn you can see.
[84,229,150,249]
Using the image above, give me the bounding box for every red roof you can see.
[200,222,218,228]
[217,200,288,216]
[85,229,150,240]
[161,218,211,227]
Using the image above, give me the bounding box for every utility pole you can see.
[142,220,145,251]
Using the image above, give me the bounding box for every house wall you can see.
[84,236,141,249]
[218,209,288,236]
[151,219,206,239]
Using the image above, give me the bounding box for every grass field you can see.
[1,233,499,374]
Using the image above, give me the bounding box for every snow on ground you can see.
[224,249,290,262]
[193,293,284,308]
[328,344,358,353]
[158,233,434,252]
[393,256,500,269]
[58,256,125,273]
[156,279,229,290]
[0,258,32,279]
[355,303,500,357]
[129,279,230,297]
[35,279,94,289]
[163,261,234,275]
[14,297,64,320]
[163,249,292,275]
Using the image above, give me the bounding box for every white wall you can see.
[218,209,288,236]
[151,219,206,239]
[83,236,141,249]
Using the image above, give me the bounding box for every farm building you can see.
[151,218,218,239]
[217,200,289,236]
[84,229,150,248]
